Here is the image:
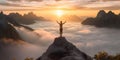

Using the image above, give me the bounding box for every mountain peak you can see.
[96,10,106,18]
[107,11,115,15]
[82,10,120,28]
[53,37,70,46]
[98,10,106,14]
[37,37,92,60]
[0,11,33,40]
[0,12,20,40]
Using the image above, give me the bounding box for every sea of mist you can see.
[27,21,120,55]
[1,21,120,60]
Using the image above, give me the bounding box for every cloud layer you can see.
[30,21,120,56]
[1,21,120,60]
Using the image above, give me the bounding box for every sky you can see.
[0,0,120,18]
[0,0,120,10]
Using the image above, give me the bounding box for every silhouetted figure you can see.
[57,20,66,37]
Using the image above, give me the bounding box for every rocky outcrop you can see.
[37,37,92,60]
[0,11,33,40]
[0,11,21,40]
[82,10,120,28]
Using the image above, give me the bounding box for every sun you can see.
[55,10,64,17]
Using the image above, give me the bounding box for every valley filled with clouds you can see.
[2,21,119,60]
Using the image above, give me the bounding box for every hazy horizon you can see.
[1,0,120,20]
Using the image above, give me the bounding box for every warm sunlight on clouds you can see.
[0,0,120,18]
[55,10,64,17]
[78,29,91,34]
[0,0,120,10]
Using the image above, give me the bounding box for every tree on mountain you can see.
[24,57,33,60]
[94,51,120,60]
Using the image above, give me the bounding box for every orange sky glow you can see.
[0,0,120,19]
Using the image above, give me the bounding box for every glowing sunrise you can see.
[55,10,64,17]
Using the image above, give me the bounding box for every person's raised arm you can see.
[63,21,66,24]
[56,20,60,24]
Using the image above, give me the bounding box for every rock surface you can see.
[8,12,48,25]
[82,10,120,28]
[0,11,33,40]
[37,37,92,60]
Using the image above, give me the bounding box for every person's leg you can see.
[60,28,63,37]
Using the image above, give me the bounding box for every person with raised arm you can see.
[57,20,66,37]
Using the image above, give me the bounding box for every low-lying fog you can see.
[1,21,120,60]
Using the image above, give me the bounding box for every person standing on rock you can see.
[57,20,66,37]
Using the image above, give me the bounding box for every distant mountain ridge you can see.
[8,12,48,25]
[82,10,120,28]
[0,11,33,40]
[37,37,92,60]
[62,15,84,22]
